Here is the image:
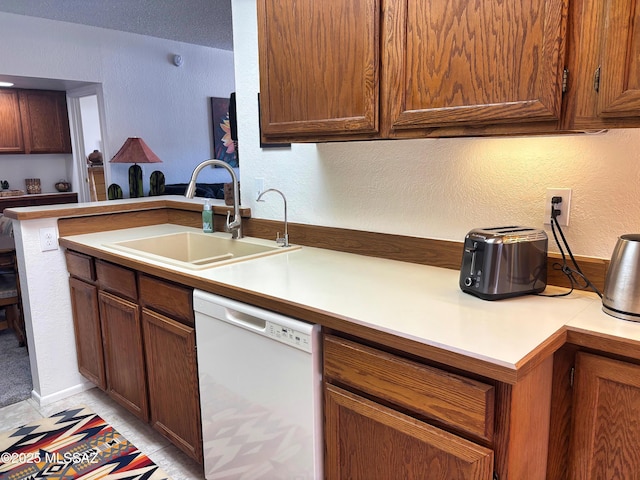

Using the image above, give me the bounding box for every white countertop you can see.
[62,223,639,374]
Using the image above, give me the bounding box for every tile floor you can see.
[0,387,205,479]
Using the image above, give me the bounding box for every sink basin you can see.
[105,231,298,270]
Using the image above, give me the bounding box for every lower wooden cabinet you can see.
[323,334,495,479]
[65,251,202,464]
[68,277,105,389]
[142,308,202,462]
[325,384,494,479]
[99,290,148,421]
[569,352,640,479]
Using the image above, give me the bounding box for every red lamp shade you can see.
[110,137,162,164]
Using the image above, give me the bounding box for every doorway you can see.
[66,85,108,203]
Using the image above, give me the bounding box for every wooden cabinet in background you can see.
[0,89,25,153]
[0,88,71,154]
[257,0,568,143]
[569,352,640,479]
[18,89,72,154]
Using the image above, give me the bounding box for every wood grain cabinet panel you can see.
[98,290,148,421]
[68,277,106,390]
[324,335,494,441]
[257,0,380,141]
[96,260,137,301]
[562,0,640,129]
[596,0,640,119]
[383,0,567,134]
[142,308,202,463]
[569,352,640,479]
[0,89,25,153]
[325,384,494,480]
[139,274,194,326]
[18,89,72,154]
[65,250,96,282]
[258,0,568,141]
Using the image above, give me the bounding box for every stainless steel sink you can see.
[105,231,299,270]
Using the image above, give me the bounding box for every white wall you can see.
[232,0,640,260]
[0,11,236,193]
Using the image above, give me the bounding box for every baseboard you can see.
[31,381,95,407]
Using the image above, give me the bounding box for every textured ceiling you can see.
[0,0,234,51]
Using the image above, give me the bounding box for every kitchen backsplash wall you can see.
[232,0,640,260]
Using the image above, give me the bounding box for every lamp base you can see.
[129,164,143,198]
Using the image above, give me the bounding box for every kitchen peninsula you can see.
[6,196,640,479]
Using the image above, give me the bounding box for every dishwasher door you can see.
[194,290,322,480]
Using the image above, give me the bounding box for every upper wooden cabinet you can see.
[257,0,380,141]
[18,89,72,154]
[382,0,567,137]
[0,89,25,153]
[563,0,640,129]
[0,88,71,154]
[258,0,569,142]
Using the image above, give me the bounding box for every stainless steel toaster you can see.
[459,226,548,300]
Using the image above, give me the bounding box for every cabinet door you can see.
[383,0,567,134]
[142,308,202,463]
[257,0,380,141]
[68,277,106,390]
[98,290,148,421]
[18,90,72,154]
[0,89,25,153]
[597,0,640,118]
[325,384,493,480]
[570,352,640,479]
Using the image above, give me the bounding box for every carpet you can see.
[0,405,172,479]
[0,328,32,408]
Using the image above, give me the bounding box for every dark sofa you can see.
[163,183,225,199]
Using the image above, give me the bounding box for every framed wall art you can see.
[211,96,238,167]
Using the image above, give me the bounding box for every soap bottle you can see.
[202,199,213,233]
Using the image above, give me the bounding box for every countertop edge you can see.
[59,233,578,385]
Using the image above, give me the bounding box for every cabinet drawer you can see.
[65,250,95,282]
[96,260,137,301]
[138,274,194,326]
[324,335,495,442]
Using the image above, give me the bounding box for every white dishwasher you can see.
[193,290,323,480]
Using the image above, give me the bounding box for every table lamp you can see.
[110,137,162,197]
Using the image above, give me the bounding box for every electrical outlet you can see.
[544,188,572,226]
[39,227,58,252]
[255,177,265,199]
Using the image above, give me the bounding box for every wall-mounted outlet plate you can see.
[544,188,572,226]
[39,227,58,251]
[255,177,264,199]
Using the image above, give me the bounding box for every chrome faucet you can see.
[256,188,289,247]
[185,159,242,239]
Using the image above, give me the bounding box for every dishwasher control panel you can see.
[267,322,312,352]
